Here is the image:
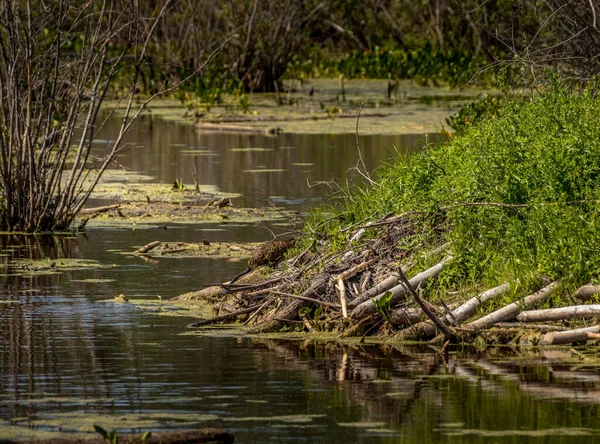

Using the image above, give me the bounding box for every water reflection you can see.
[96,114,431,209]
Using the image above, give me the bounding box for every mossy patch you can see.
[133,241,261,259]
[83,201,285,227]
[8,258,114,276]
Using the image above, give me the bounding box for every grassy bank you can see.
[179,81,600,345]
[305,81,600,306]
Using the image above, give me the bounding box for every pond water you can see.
[2,102,600,443]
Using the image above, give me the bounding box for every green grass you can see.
[305,80,600,306]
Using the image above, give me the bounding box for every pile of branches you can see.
[178,212,600,347]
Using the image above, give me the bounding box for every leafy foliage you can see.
[307,82,600,297]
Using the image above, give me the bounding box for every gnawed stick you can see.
[135,240,161,254]
[350,257,452,320]
[401,283,510,338]
[337,279,348,318]
[538,325,600,345]
[467,282,559,331]
[336,260,374,318]
[189,304,262,327]
[517,304,600,322]
[272,290,341,308]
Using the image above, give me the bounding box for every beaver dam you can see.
[172,86,600,348]
[174,211,600,347]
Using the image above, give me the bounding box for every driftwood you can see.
[196,122,281,134]
[403,283,511,338]
[135,241,161,254]
[573,285,600,301]
[350,257,452,320]
[78,204,120,215]
[538,325,600,345]
[517,304,600,322]
[467,282,559,330]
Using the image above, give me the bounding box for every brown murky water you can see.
[2,105,600,443]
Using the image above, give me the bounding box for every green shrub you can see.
[307,81,600,295]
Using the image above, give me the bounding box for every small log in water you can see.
[135,240,161,254]
[350,257,452,320]
[467,282,559,330]
[517,304,600,322]
[538,325,600,345]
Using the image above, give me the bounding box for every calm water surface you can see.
[1,113,600,443]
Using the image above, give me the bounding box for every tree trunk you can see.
[467,282,559,330]
[517,304,600,322]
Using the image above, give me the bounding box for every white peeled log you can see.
[573,285,600,302]
[538,325,600,345]
[349,257,452,320]
[517,305,600,322]
[467,282,559,331]
[402,283,510,338]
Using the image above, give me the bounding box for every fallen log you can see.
[467,282,559,330]
[196,122,281,134]
[135,240,161,254]
[350,257,452,320]
[402,283,510,338]
[78,204,120,215]
[573,284,600,302]
[538,325,600,345]
[517,304,600,322]
[388,308,423,328]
